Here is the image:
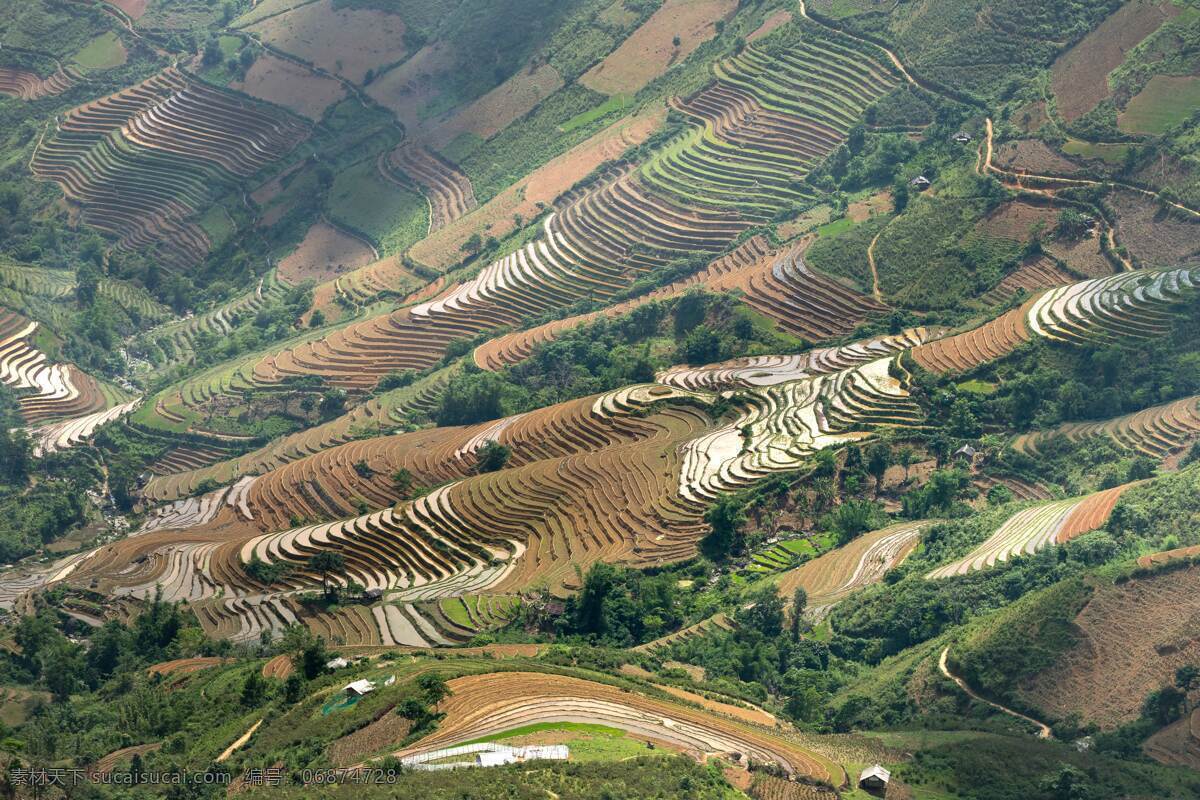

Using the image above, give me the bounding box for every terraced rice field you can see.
[914,267,1197,374]
[1137,543,1200,569]
[1013,395,1200,460]
[207,22,898,395]
[385,143,477,232]
[0,309,130,429]
[776,521,928,618]
[633,613,734,653]
[0,65,76,99]
[31,68,307,268]
[910,301,1034,373]
[142,365,457,502]
[1026,268,1199,345]
[926,483,1137,579]
[680,357,923,502]
[658,327,931,391]
[979,257,1075,306]
[390,671,842,785]
[138,272,287,366]
[408,108,664,271]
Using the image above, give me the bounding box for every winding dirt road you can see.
[939,646,1052,739]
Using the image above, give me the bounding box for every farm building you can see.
[343,679,375,696]
[859,764,891,794]
[910,175,931,190]
[325,657,349,669]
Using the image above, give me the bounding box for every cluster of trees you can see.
[5,595,196,702]
[436,291,798,427]
[555,562,691,646]
[943,299,1200,432]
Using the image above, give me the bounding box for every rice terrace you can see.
[2,1,1200,799]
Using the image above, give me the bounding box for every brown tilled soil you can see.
[748,9,793,42]
[147,657,226,677]
[1050,0,1178,121]
[248,0,408,84]
[847,190,891,223]
[365,43,456,131]
[106,0,148,19]
[327,708,413,766]
[1010,101,1049,134]
[1020,566,1200,729]
[92,743,162,776]
[976,200,1056,242]
[431,63,563,141]
[1110,190,1200,267]
[1043,234,1113,278]
[664,660,705,682]
[233,53,346,121]
[580,0,737,95]
[993,140,1081,176]
[1143,708,1200,769]
[277,222,376,285]
[261,654,294,680]
[659,685,778,728]
[407,106,664,269]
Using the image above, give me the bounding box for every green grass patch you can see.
[957,379,997,395]
[326,159,429,254]
[461,722,657,762]
[71,32,126,71]
[559,93,633,133]
[1062,138,1130,164]
[1118,75,1200,136]
[440,597,473,628]
[814,216,856,238]
[438,131,486,165]
[197,204,237,248]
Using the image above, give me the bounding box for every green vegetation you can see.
[437,291,801,426]
[326,159,429,253]
[1119,75,1200,135]
[71,32,127,72]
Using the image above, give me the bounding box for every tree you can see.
[702,495,746,558]
[574,562,618,635]
[790,588,808,642]
[417,673,450,704]
[308,552,345,601]
[475,441,511,473]
[392,467,415,499]
[737,587,784,638]
[76,261,101,307]
[284,673,305,703]
[830,499,877,545]
[1126,456,1156,482]
[866,443,891,495]
[241,672,267,707]
[946,397,981,439]
[319,388,347,419]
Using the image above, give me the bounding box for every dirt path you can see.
[980,119,1133,272]
[866,228,884,302]
[982,119,1200,220]
[217,719,263,762]
[797,0,918,88]
[939,647,1052,739]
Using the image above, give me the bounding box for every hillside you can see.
[1,1,1200,799]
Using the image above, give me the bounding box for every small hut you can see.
[859,764,891,795]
